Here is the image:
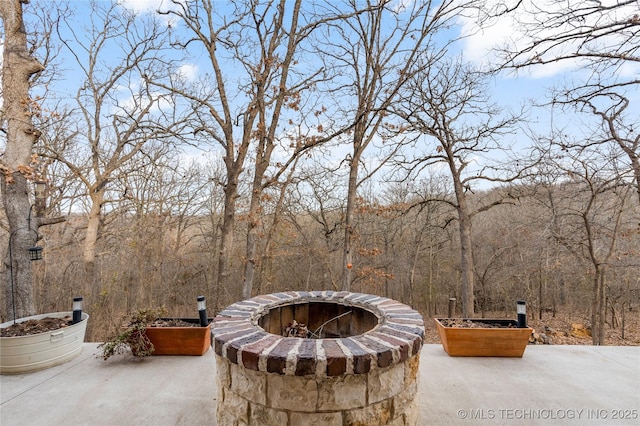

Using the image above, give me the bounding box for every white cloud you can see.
[117,0,183,28]
[458,12,515,64]
[458,0,635,79]
[119,90,175,116]
[391,0,414,14]
[118,0,165,14]
[176,64,199,83]
[617,61,640,79]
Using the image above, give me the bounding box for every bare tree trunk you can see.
[216,177,238,310]
[3,177,38,320]
[242,161,266,299]
[1,0,45,320]
[452,170,475,317]
[255,157,300,296]
[598,270,606,345]
[341,150,361,291]
[621,301,626,340]
[83,188,105,297]
[585,190,625,346]
[458,211,475,317]
[630,155,640,205]
[591,267,606,345]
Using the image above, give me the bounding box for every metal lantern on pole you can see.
[28,245,43,261]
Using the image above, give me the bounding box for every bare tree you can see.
[0,0,46,319]
[159,0,346,302]
[46,2,188,292]
[480,0,639,83]
[394,57,528,317]
[556,92,639,205]
[315,0,474,291]
[479,0,640,202]
[33,107,86,217]
[289,163,346,291]
[476,0,640,332]
[253,150,302,296]
[1,0,66,319]
[536,142,634,345]
[389,178,452,313]
[234,0,331,299]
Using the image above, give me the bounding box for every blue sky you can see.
[4,0,636,123]
[52,1,628,123]
[2,0,637,193]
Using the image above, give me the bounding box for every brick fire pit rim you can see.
[211,290,424,376]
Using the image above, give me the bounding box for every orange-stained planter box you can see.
[144,319,211,356]
[434,318,533,357]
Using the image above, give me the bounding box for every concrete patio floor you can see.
[1,343,638,425]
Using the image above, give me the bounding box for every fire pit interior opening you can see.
[257,301,379,338]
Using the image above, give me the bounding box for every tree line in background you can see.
[1,0,638,345]
[21,179,640,343]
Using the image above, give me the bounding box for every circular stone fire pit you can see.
[211,291,424,425]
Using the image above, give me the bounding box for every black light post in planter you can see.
[72,297,84,324]
[517,300,527,328]
[197,296,208,327]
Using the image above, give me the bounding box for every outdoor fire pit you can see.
[211,291,424,425]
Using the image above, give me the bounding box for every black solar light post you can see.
[517,300,527,328]
[197,296,208,327]
[72,297,83,324]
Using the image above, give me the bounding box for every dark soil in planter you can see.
[147,318,202,327]
[0,316,73,337]
[0,314,195,339]
[438,318,518,328]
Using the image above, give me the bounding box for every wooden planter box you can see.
[145,319,211,356]
[434,318,533,357]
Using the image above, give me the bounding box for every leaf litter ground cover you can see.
[0,316,73,337]
[0,317,197,338]
[147,319,201,327]
[438,318,517,328]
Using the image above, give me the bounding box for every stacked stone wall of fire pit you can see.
[212,291,424,426]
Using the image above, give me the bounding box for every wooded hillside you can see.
[4,182,637,343]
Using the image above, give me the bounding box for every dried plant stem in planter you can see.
[439,318,518,328]
[98,308,167,360]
